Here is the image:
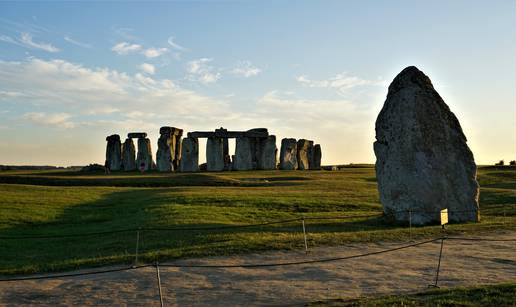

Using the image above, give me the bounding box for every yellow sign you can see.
[440,208,449,225]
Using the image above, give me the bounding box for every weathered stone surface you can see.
[297,139,314,170]
[187,128,268,139]
[105,134,122,171]
[180,137,199,172]
[257,135,277,170]
[122,138,136,171]
[206,137,224,171]
[156,135,174,172]
[374,66,480,225]
[128,132,147,139]
[279,138,298,170]
[156,127,183,172]
[233,137,253,171]
[311,144,322,170]
[159,126,183,136]
[136,138,154,171]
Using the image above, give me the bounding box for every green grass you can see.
[0,167,514,275]
[309,282,516,306]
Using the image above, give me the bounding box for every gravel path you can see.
[0,231,514,306]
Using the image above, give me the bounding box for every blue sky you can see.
[1,1,515,166]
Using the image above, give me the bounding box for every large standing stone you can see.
[105,134,122,171]
[180,137,199,172]
[206,137,224,171]
[280,138,298,170]
[297,139,314,170]
[374,66,480,225]
[257,135,277,170]
[233,137,253,171]
[136,138,154,171]
[311,144,322,170]
[156,127,183,172]
[122,138,136,171]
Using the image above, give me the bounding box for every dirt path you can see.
[0,231,515,306]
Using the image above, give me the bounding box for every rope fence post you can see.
[302,217,308,254]
[155,262,164,307]
[429,237,445,288]
[408,209,412,242]
[134,229,140,266]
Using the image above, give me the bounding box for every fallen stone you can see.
[105,134,122,171]
[279,138,298,170]
[180,137,199,172]
[374,66,480,225]
[122,138,136,171]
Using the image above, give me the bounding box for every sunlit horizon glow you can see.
[1,1,515,167]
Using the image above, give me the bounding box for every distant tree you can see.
[510,160,516,166]
[495,160,505,166]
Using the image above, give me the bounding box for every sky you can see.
[0,1,515,166]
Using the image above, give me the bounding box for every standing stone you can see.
[180,137,199,172]
[156,127,183,172]
[105,134,122,171]
[122,138,136,171]
[257,135,277,170]
[233,137,253,171]
[206,137,224,171]
[297,139,314,170]
[280,138,298,170]
[374,66,480,225]
[311,144,322,170]
[136,138,154,171]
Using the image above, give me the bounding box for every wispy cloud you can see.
[143,47,168,58]
[167,36,187,51]
[64,35,92,48]
[139,63,156,75]
[230,60,262,78]
[23,112,75,128]
[296,73,384,95]
[0,32,59,52]
[186,58,221,84]
[111,42,142,55]
[20,32,59,52]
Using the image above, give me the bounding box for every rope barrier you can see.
[0,264,153,282]
[0,235,512,282]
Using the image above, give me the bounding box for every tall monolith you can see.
[280,138,298,170]
[122,138,136,171]
[206,137,224,171]
[233,137,253,171]
[180,137,199,172]
[311,144,322,170]
[156,126,183,172]
[374,66,479,225]
[136,137,154,171]
[257,135,277,170]
[297,139,313,170]
[105,134,122,171]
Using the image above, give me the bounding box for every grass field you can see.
[309,282,516,306]
[0,166,514,275]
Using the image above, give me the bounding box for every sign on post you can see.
[440,208,448,226]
